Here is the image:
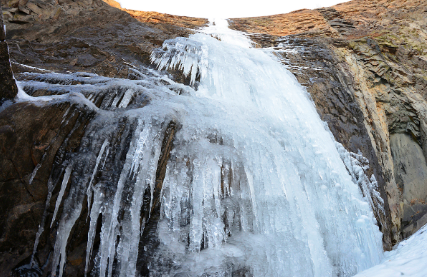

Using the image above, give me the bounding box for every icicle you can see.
[85,189,104,276]
[51,163,73,228]
[51,199,83,277]
[151,37,208,86]
[30,178,55,266]
[86,139,109,214]
[23,17,385,277]
[117,89,134,108]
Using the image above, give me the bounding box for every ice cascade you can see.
[22,19,384,277]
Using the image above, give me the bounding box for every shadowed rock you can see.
[0,5,18,105]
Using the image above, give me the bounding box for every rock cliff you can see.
[0,0,426,275]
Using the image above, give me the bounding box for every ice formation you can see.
[355,224,427,277]
[18,19,385,277]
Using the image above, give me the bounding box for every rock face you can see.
[0,1,201,275]
[230,0,427,246]
[0,101,93,276]
[1,0,427,275]
[0,5,18,104]
[0,0,207,79]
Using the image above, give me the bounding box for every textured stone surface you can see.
[1,0,206,79]
[391,133,427,237]
[102,0,207,29]
[0,5,18,104]
[0,101,94,275]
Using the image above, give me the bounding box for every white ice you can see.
[151,19,384,276]
[18,18,387,277]
[355,224,427,277]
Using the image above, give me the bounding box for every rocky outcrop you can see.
[102,0,207,29]
[1,0,207,79]
[230,0,427,247]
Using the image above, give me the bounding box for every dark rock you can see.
[0,10,5,40]
[391,133,427,237]
[0,100,94,275]
[75,53,98,67]
[0,6,18,105]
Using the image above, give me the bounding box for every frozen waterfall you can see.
[22,18,384,277]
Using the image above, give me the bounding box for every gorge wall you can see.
[0,0,426,275]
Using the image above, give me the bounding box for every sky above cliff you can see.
[116,0,350,18]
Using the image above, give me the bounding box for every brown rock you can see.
[103,0,121,9]
[18,5,30,15]
[17,0,28,7]
[26,2,43,15]
[230,9,336,37]
[123,9,208,29]
[0,101,94,275]
[6,0,19,8]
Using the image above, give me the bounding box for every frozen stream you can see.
[18,19,384,276]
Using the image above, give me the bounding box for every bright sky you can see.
[116,0,350,18]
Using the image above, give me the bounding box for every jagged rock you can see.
[26,2,42,15]
[6,0,19,8]
[18,7,30,15]
[1,0,206,81]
